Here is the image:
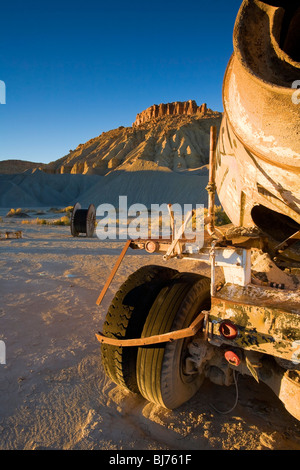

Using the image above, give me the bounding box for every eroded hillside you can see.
[45,101,222,175]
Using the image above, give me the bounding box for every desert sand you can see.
[0,215,300,451]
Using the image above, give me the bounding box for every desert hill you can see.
[0,101,222,208]
[44,100,221,175]
[0,159,45,174]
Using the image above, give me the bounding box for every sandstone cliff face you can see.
[133,100,208,126]
[45,102,222,176]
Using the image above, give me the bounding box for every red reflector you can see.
[219,320,238,339]
[224,350,241,366]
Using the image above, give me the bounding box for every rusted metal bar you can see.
[275,229,300,254]
[96,239,131,306]
[95,312,205,346]
[206,126,217,236]
[163,209,194,260]
[130,236,197,250]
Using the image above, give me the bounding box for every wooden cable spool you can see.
[71,202,96,237]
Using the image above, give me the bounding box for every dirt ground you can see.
[0,220,300,450]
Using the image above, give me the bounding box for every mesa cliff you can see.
[133,100,209,126]
[44,100,222,176]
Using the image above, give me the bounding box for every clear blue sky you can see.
[0,0,241,164]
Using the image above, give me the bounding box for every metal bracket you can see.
[95,312,205,347]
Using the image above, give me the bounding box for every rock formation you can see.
[133,100,208,126]
[0,102,222,176]
[44,109,222,175]
[0,102,223,209]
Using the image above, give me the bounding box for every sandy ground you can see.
[0,219,300,451]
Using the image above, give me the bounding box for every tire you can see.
[101,265,178,393]
[136,272,211,409]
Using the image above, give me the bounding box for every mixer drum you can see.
[216,0,300,262]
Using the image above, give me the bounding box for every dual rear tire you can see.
[101,265,178,394]
[101,265,210,409]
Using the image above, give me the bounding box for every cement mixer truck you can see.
[95,0,300,421]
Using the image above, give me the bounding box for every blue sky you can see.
[0,0,241,163]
